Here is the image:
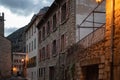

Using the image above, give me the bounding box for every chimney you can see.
[0,12,4,36]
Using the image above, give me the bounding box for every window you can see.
[34,38,36,49]
[61,3,67,22]
[41,68,43,77]
[46,44,50,58]
[34,25,36,33]
[52,40,57,55]
[26,33,28,40]
[29,43,30,52]
[42,47,45,60]
[32,26,33,36]
[30,28,32,37]
[61,34,66,51]
[43,68,45,80]
[26,45,28,52]
[39,68,40,77]
[53,14,57,31]
[47,21,50,35]
[39,30,42,43]
[42,26,45,40]
[28,30,30,38]
[32,41,33,51]
[39,49,42,61]
[49,66,55,80]
[27,57,36,68]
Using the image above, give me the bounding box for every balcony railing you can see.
[78,25,105,48]
[77,0,106,48]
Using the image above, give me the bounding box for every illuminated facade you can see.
[12,52,26,76]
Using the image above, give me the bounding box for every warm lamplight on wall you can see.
[26,53,29,62]
[13,67,17,72]
[96,0,103,3]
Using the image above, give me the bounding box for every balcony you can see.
[68,0,106,55]
[77,0,106,48]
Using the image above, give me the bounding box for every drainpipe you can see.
[110,0,115,80]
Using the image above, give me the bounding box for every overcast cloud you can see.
[5,27,18,36]
[0,0,54,16]
[0,0,54,36]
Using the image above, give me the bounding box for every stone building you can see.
[37,0,120,80]
[25,7,48,80]
[37,0,76,80]
[36,0,105,80]
[12,52,26,76]
[0,13,11,78]
[66,0,120,80]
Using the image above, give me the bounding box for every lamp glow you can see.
[96,0,102,3]
[21,59,24,62]
[13,67,17,72]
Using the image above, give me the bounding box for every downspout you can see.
[110,0,115,80]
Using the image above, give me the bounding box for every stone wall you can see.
[106,0,120,80]
[66,0,120,80]
[38,0,76,80]
[0,36,11,78]
[66,26,107,80]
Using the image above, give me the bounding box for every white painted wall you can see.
[26,24,38,80]
[75,0,105,42]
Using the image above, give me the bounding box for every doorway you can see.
[83,64,99,80]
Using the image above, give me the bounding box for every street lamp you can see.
[21,59,25,62]
[13,67,17,76]
[21,59,25,77]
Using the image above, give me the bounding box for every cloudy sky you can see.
[0,0,54,36]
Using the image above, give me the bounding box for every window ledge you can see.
[60,17,69,25]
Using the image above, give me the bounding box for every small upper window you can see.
[42,26,45,40]
[61,3,66,22]
[53,14,57,31]
[47,21,50,35]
